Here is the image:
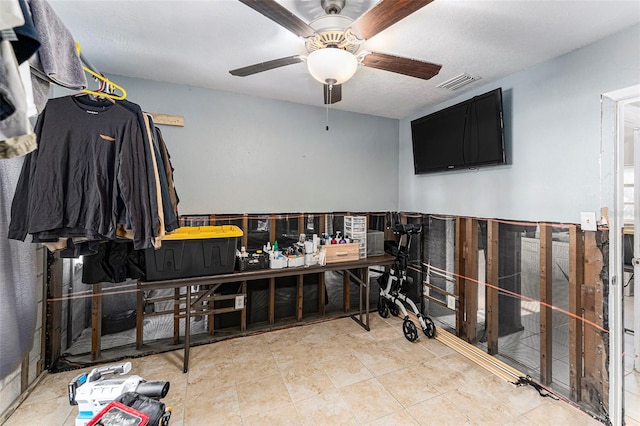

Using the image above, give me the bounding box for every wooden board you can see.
[148,113,184,127]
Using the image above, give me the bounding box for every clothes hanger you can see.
[75,41,127,101]
[81,67,126,101]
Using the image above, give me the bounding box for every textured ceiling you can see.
[48,0,640,119]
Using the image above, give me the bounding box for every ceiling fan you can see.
[230,0,442,104]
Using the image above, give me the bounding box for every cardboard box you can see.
[321,243,360,264]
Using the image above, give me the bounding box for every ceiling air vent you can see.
[437,73,481,90]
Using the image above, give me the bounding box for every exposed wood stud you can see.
[173,288,180,344]
[269,277,275,325]
[464,218,478,343]
[540,223,553,385]
[91,283,102,361]
[569,225,584,402]
[242,214,248,248]
[241,281,247,332]
[343,271,350,313]
[297,275,303,322]
[486,220,499,355]
[582,230,606,409]
[46,254,63,369]
[455,217,466,337]
[20,354,29,393]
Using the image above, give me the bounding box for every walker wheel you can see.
[389,302,400,317]
[403,317,418,342]
[423,316,436,338]
[378,297,389,318]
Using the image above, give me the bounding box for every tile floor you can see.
[3,314,629,426]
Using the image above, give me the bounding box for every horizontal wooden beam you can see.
[148,113,184,127]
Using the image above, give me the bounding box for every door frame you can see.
[601,84,640,426]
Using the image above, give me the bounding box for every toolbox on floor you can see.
[144,225,243,280]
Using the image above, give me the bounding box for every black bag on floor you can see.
[115,392,171,425]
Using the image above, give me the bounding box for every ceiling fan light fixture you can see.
[307,48,358,85]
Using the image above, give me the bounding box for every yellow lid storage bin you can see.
[144,225,244,281]
[163,225,243,240]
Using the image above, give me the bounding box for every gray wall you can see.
[399,24,640,223]
[98,76,400,215]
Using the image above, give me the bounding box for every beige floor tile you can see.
[241,402,300,425]
[365,408,421,425]
[184,383,240,425]
[189,338,236,362]
[184,404,242,425]
[377,367,440,407]
[443,388,518,425]
[4,395,74,426]
[272,342,317,370]
[412,360,477,394]
[352,341,407,376]
[262,326,297,345]
[626,415,640,426]
[280,363,335,402]
[6,316,630,426]
[625,370,640,396]
[439,352,492,380]
[186,382,238,411]
[340,378,403,424]
[294,388,359,425]
[407,393,477,425]
[307,336,354,362]
[523,400,602,425]
[368,321,405,342]
[231,338,273,363]
[232,352,280,384]
[322,316,372,336]
[476,374,545,417]
[335,336,378,362]
[322,353,373,388]
[393,339,441,365]
[500,416,536,426]
[418,338,457,358]
[187,357,237,386]
[293,321,344,345]
[21,369,79,404]
[626,390,640,422]
[236,373,292,417]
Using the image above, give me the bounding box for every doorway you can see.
[622,102,639,373]
[601,84,640,426]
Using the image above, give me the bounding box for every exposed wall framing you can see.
[42,211,611,422]
[422,216,610,420]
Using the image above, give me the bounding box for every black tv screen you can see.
[411,88,506,174]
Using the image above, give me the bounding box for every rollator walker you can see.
[377,223,436,342]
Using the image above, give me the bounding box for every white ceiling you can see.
[47,0,640,119]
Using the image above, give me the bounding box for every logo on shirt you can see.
[99,134,116,142]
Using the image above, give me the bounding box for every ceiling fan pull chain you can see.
[326,102,329,131]
[325,79,336,131]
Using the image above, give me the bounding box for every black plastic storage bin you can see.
[144,225,243,281]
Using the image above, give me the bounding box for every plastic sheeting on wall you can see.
[0,155,35,379]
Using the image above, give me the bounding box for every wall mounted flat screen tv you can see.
[411,88,506,174]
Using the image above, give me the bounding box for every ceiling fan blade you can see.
[324,84,342,104]
[229,55,304,77]
[351,0,434,40]
[362,52,441,80]
[238,0,315,38]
